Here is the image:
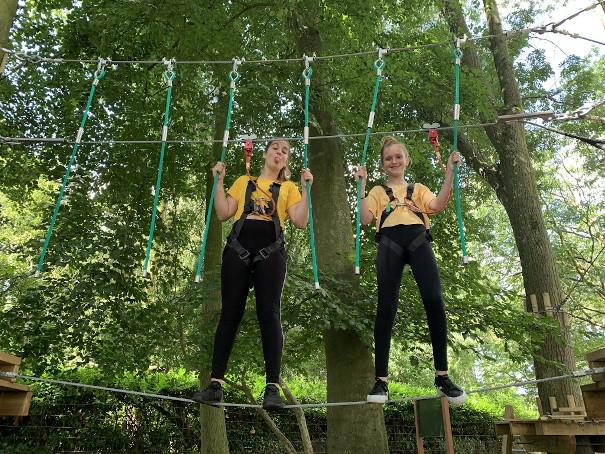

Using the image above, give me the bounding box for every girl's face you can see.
[381,144,409,177]
[264,140,290,171]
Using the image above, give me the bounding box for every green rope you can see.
[194,66,241,282]
[302,61,320,289]
[355,54,385,274]
[142,61,176,276]
[36,60,108,276]
[452,43,469,263]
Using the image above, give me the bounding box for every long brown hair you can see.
[264,139,292,182]
[380,136,412,168]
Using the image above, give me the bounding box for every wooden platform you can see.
[0,352,32,417]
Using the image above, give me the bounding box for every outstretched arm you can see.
[429,152,460,213]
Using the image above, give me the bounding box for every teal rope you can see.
[452,46,469,262]
[194,70,241,282]
[36,64,107,276]
[302,65,320,289]
[142,67,176,276]
[355,58,385,274]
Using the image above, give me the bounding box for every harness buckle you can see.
[258,248,271,260]
[238,249,250,260]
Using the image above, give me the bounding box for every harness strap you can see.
[227,179,284,266]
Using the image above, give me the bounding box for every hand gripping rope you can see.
[36,58,110,276]
[142,59,176,277]
[355,48,387,275]
[194,58,242,282]
[302,55,320,289]
[451,38,470,264]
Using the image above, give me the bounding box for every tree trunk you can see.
[291,4,389,453]
[442,1,586,444]
[199,99,230,454]
[0,0,18,74]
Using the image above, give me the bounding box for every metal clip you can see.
[94,57,110,79]
[230,57,244,82]
[162,57,176,82]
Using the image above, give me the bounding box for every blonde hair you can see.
[380,136,411,167]
[265,140,292,182]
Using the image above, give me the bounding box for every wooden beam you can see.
[529,294,539,315]
[0,390,32,416]
[0,379,30,392]
[542,292,552,316]
[586,347,605,363]
[440,397,454,454]
[501,405,514,454]
[413,400,425,454]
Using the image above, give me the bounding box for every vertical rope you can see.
[452,39,470,264]
[302,56,320,289]
[142,59,176,276]
[36,58,109,276]
[354,49,387,275]
[194,60,242,282]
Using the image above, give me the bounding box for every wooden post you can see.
[441,397,455,454]
[501,405,514,454]
[542,292,553,316]
[413,400,425,454]
[529,294,539,315]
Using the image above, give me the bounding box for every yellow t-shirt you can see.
[365,182,435,231]
[227,176,302,228]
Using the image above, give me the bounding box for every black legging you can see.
[211,219,286,384]
[374,224,448,377]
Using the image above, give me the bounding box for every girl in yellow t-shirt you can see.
[355,136,467,406]
[192,139,313,410]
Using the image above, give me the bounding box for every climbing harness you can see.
[374,184,432,254]
[142,58,176,277]
[195,58,242,282]
[36,57,110,276]
[451,37,470,264]
[225,179,284,268]
[302,54,320,289]
[355,47,388,274]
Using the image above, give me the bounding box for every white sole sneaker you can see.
[437,389,468,406]
[367,394,388,404]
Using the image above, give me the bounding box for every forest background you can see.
[0,0,604,452]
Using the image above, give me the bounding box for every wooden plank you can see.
[0,390,32,416]
[537,420,605,436]
[591,372,605,383]
[529,294,539,315]
[0,352,21,366]
[496,421,538,436]
[582,381,605,392]
[0,379,30,392]
[586,347,605,363]
[413,400,425,454]
[536,397,544,417]
[543,292,553,316]
[517,435,575,454]
[501,405,514,454]
[582,389,605,420]
[549,396,558,411]
[440,397,454,454]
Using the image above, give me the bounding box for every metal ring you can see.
[94,68,106,79]
[373,58,385,70]
[228,70,240,82]
[164,70,176,81]
[302,67,313,79]
[454,49,463,59]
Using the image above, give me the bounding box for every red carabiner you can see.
[244,139,253,174]
[428,129,444,172]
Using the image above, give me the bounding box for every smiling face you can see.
[263,140,290,173]
[381,143,410,178]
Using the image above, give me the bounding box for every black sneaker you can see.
[262,384,285,410]
[367,378,388,404]
[435,375,467,406]
[191,380,223,406]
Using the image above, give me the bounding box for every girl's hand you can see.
[212,162,226,181]
[301,168,313,186]
[446,152,461,173]
[354,165,367,184]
